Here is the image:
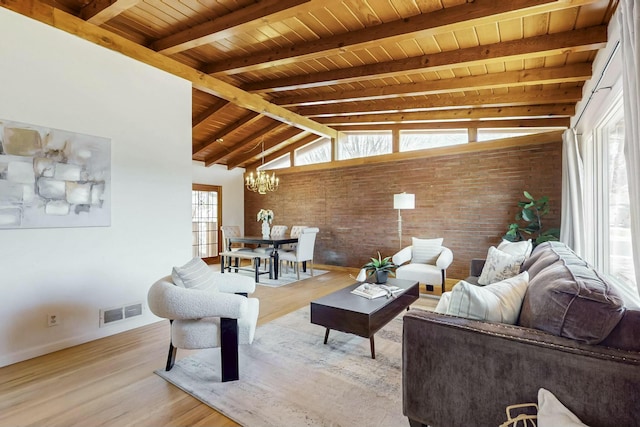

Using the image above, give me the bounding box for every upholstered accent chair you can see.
[147,258,259,382]
[279,227,319,279]
[392,237,453,293]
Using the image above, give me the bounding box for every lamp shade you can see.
[394,193,415,210]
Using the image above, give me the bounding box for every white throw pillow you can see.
[171,257,218,291]
[478,246,523,285]
[434,291,451,313]
[497,238,533,260]
[445,271,529,324]
[411,237,444,264]
[538,388,588,427]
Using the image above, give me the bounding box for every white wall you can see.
[0,8,193,366]
[192,161,245,232]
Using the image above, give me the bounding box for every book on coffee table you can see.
[351,283,403,299]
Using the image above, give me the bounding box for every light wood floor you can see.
[0,267,445,427]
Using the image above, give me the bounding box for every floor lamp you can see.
[394,193,415,250]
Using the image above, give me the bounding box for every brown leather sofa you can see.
[402,242,640,427]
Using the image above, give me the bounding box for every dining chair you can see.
[220,225,253,272]
[283,225,308,251]
[278,227,319,279]
[254,225,288,255]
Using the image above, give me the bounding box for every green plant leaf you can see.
[538,196,549,204]
[521,208,536,222]
[524,191,534,200]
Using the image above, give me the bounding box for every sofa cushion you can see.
[519,242,624,344]
[444,271,529,324]
[411,237,443,264]
[478,246,522,285]
[171,257,218,291]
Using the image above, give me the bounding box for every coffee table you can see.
[310,278,419,359]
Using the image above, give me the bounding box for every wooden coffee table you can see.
[310,278,419,359]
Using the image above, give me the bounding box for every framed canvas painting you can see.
[0,119,110,229]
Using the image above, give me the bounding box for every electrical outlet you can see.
[47,313,61,327]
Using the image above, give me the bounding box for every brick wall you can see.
[244,141,562,280]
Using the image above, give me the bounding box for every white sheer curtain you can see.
[619,0,640,292]
[560,129,585,256]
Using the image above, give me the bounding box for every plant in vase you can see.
[257,209,274,238]
[362,251,396,284]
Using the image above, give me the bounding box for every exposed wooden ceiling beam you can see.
[331,118,570,132]
[244,26,607,93]
[314,105,575,125]
[203,0,600,75]
[2,1,338,141]
[151,0,317,55]
[204,121,283,166]
[80,0,141,25]
[193,99,231,128]
[228,127,304,169]
[295,88,584,117]
[193,112,262,156]
[275,63,593,106]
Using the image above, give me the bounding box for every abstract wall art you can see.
[0,119,110,229]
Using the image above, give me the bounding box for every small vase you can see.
[375,271,388,284]
[262,220,271,239]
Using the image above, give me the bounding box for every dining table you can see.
[227,235,298,280]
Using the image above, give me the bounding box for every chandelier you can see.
[245,170,279,194]
[245,140,279,194]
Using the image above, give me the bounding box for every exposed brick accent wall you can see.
[245,142,562,280]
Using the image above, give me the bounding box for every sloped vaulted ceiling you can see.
[6,0,618,170]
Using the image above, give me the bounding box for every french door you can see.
[192,184,222,264]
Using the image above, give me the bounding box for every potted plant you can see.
[503,191,560,246]
[362,251,396,284]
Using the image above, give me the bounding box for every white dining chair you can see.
[278,227,319,279]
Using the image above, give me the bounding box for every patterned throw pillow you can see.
[411,237,444,264]
[477,246,523,285]
[171,257,218,291]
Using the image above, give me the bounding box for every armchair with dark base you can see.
[392,237,453,294]
[147,258,259,382]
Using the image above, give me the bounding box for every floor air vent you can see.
[100,302,144,327]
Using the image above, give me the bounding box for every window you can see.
[477,128,563,142]
[295,138,331,165]
[338,131,392,160]
[261,154,290,170]
[603,106,636,289]
[399,129,467,152]
[192,185,221,262]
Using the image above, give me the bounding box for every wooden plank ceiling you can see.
[21,0,618,170]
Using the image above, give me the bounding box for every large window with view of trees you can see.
[295,138,331,166]
[338,131,392,160]
[400,129,467,151]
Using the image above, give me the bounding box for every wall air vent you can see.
[100,301,144,327]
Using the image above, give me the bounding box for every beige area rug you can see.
[227,267,329,287]
[155,306,407,426]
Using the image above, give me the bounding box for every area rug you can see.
[155,306,407,426]
[232,267,329,287]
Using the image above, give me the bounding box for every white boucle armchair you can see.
[392,237,453,294]
[148,263,259,382]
